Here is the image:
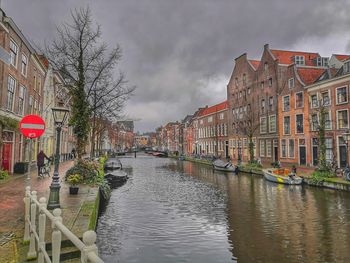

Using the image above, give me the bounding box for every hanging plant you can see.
[0,116,19,130]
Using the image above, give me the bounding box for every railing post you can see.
[27,191,37,260]
[38,197,47,263]
[81,230,99,263]
[23,186,31,243]
[52,208,62,263]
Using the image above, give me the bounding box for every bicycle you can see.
[38,160,51,178]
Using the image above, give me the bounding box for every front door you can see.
[339,145,347,168]
[2,143,13,171]
[299,146,306,165]
[312,146,318,166]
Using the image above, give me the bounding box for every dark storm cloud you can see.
[3,0,350,131]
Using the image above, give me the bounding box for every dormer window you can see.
[344,61,350,73]
[288,78,294,89]
[294,55,305,65]
[317,57,329,67]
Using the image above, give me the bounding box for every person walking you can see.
[37,150,50,177]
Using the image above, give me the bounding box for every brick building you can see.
[195,101,228,158]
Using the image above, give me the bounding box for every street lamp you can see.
[47,106,70,209]
[341,130,350,181]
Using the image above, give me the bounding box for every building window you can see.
[268,78,272,87]
[10,39,18,67]
[264,62,268,71]
[266,140,272,157]
[288,78,295,89]
[283,116,290,135]
[296,114,304,133]
[268,96,273,110]
[243,74,246,86]
[281,139,287,158]
[260,117,267,134]
[239,91,242,98]
[219,113,224,120]
[325,138,333,163]
[208,116,213,123]
[235,78,238,87]
[311,94,318,108]
[29,96,33,114]
[337,109,349,129]
[295,55,305,65]
[344,61,350,73]
[18,85,26,115]
[21,54,28,76]
[289,139,294,158]
[311,113,319,131]
[321,91,330,106]
[200,120,203,125]
[260,140,265,157]
[261,99,265,113]
[7,76,17,111]
[295,92,303,108]
[247,87,251,94]
[260,81,264,89]
[269,115,276,133]
[325,111,332,130]
[283,95,290,111]
[336,87,348,104]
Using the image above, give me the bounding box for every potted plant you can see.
[67,174,82,195]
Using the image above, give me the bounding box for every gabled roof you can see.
[198,101,228,117]
[297,67,326,85]
[270,49,320,66]
[248,60,260,70]
[334,54,350,61]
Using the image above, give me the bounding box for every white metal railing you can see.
[23,186,104,263]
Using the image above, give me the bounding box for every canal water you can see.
[97,154,350,263]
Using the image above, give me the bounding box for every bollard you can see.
[38,197,47,263]
[51,208,62,263]
[23,186,31,243]
[27,191,37,260]
[81,230,99,263]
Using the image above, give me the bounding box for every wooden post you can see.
[38,197,47,263]
[81,230,99,263]
[51,208,62,263]
[27,191,37,260]
[23,186,31,243]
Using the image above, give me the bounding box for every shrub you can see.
[310,169,334,185]
[65,159,99,184]
[67,174,83,186]
[246,160,262,169]
[0,170,9,180]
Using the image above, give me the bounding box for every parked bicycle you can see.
[38,159,51,178]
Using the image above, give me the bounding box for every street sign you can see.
[19,115,45,138]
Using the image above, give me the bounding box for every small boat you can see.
[152,151,168,157]
[105,170,128,188]
[104,159,123,171]
[213,159,238,172]
[263,168,303,185]
[178,155,185,161]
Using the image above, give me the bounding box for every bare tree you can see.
[45,7,134,158]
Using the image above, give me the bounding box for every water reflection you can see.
[97,156,350,263]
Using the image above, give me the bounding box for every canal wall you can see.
[181,156,350,192]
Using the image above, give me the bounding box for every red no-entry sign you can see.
[19,115,45,139]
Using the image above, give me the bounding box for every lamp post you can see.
[47,106,70,209]
[341,130,350,181]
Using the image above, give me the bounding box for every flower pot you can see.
[69,186,79,195]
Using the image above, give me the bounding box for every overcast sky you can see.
[3,0,350,132]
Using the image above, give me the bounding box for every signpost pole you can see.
[25,138,33,188]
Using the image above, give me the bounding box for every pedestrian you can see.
[37,150,50,177]
[71,148,76,159]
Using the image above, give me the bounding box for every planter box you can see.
[13,162,29,174]
[69,186,79,195]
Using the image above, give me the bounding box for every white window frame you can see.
[310,94,319,108]
[219,113,224,120]
[288,139,295,158]
[281,139,287,158]
[295,91,303,108]
[282,95,290,111]
[259,140,265,157]
[336,86,348,105]
[283,116,291,135]
[295,114,304,134]
[7,75,16,111]
[295,55,305,65]
[321,90,331,106]
[208,116,213,123]
[18,85,26,115]
[336,109,349,129]
[269,114,276,133]
[260,117,267,134]
[266,140,272,157]
[325,111,332,130]
[10,39,18,68]
[288,78,295,89]
[21,53,28,77]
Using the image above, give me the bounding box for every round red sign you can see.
[19,115,46,139]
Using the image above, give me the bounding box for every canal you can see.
[97,154,350,263]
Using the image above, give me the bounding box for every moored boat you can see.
[152,151,168,157]
[213,159,238,172]
[263,168,303,185]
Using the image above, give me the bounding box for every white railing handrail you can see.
[24,186,104,263]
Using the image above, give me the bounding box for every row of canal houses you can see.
[156,44,350,169]
[0,8,134,173]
